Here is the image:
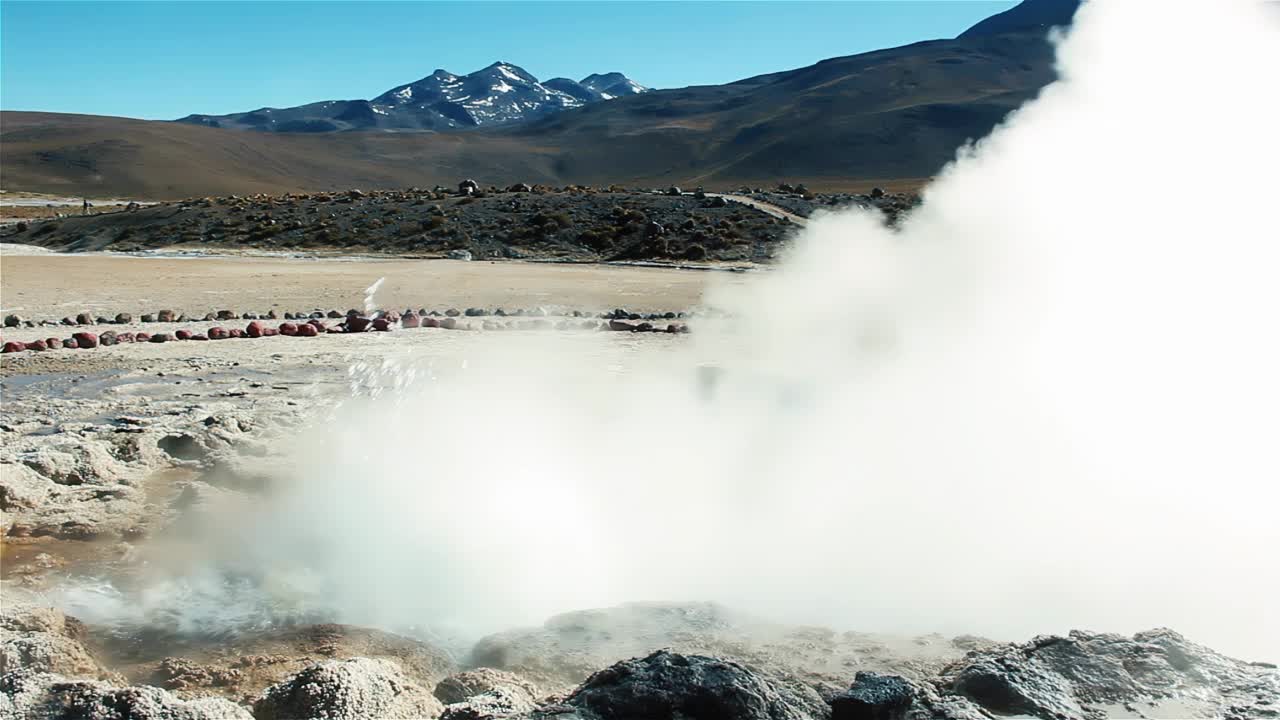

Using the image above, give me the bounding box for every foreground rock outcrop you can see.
[253,657,443,720]
[0,668,251,720]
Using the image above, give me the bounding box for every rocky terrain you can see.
[0,187,808,262]
[178,62,648,133]
[2,597,1275,719]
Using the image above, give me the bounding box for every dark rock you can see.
[345,316,372,332]
[870,187,885,199]
[140,314,156,323]
[71,332,98,349]
[372,318,393,331]
[156,309,177,322]
[114,312,133,324]
[666,186,682,196]
[174,330,192,340]
[445,308,461,317]
[99,331,118,346]
[216,310,237,320]
[327,310,344,318]
[149,333,173,343]
[567,650,830,720]
[464,308,487,317]
[830,672,914,720]
[608,320,636,331]
[3,314,23,328]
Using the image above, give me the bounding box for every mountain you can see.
[2,0,1068,198]
[960,0,1081,38]
[176,62,649,133]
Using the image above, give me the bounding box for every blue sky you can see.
[1,1,1015,120]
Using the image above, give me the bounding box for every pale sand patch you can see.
[0,253,748,319]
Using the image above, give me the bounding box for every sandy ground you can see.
[0,251,750,321]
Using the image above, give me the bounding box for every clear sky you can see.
[1,1,1015,120]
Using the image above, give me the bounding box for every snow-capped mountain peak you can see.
[178,62,648,133]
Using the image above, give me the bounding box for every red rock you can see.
[345,316,371,332]
[27,340,48,351]
[401,313,421,329]
[422,316,440,328]
[175,329,193,340]
[64,338,79,349]
[296,323,319,337]
[372,318,393,332]
[245,321,266,338]
[278,323,299,336]
[262,327,279,336]
[440,317,457,330]
[3,341,27,353]
[307,319,327,331]
[45,337,63,349]
[72,332,99,348]
[134,332,151,342]
[116,332,135,343]
[190,334,209,341]
[208,327,229,340]
[228,328,244,338]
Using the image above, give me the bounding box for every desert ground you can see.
[2,241,1276,720]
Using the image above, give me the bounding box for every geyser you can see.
[59,0,1280,660]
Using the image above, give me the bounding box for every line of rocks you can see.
[1,309,691,354]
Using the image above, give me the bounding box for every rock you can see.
[75,312,94,325]
[448,249,473,261]
[440,318,458,330]
[245,321,266,338]
[870,187,885,199]
[434,669,538,705]
[45,338,63,350]
[2,342,25,353]
[148,333,173,343]
[507,183,532,193]
[190,334,208,341]
[666,186,682,196]
[156,309,176,322]
[829,672,914,720]
[1,604,108,679]
[254,657,443,720]
[228,328,244,338]
[4,314,25,328]
[174,330,192,340]
[327,310,344,319]
[140,313,156,323]
[464,308,487,317]
[243,312,259,320]
[216,310,237,320]
[99,331,118,346]
[63,338,80,349]
[422,317,440,328]
[943,629,1280,720]
[265,310,278,320]
[567,650,830,720]
[152,657,244,691]
[608,320,636,332]
[345,316,372,332]
[372,318,393,332]
[284,312,295,320]
[296,323,319,337]
[207,327,229,340]
[401,313,421,329]
[113,312,132,324]
[458,179,480,196]
[445,308,461,317]
[279,323,299,336]
[25,340,48,351]
[60,317,76,326]
[71,332,98,349]
[0,668,252,720]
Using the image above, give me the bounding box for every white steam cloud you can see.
[64,0,1280,660]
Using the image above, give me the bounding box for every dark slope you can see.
[960,0,1082,38]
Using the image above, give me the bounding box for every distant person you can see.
[82,198,90,215]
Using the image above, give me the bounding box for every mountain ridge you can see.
[176,62,648,133]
